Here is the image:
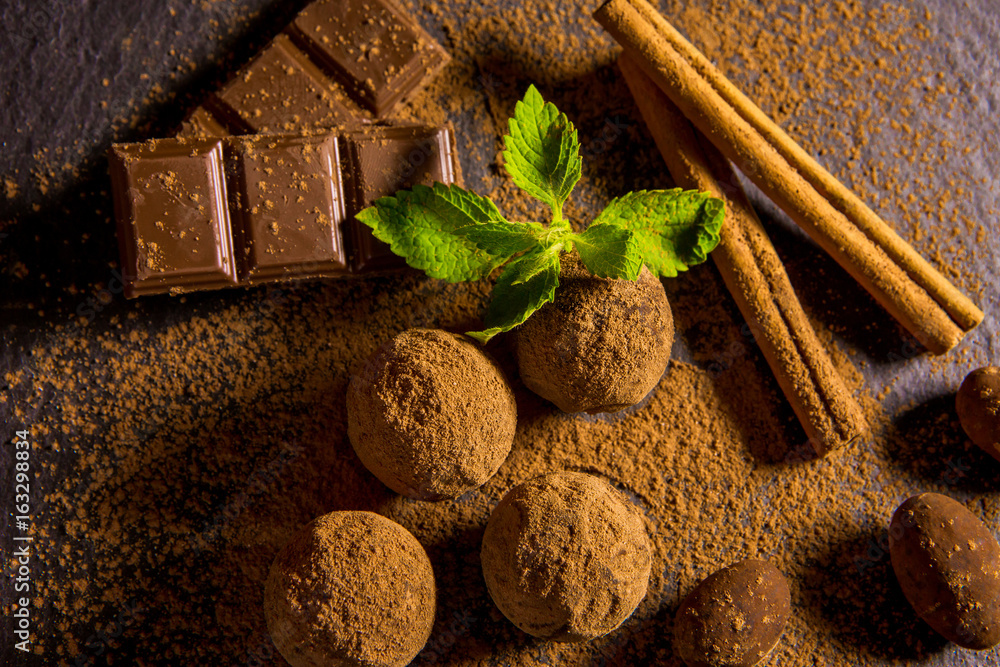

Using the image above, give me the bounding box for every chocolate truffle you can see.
[956,365,1000,462]
[348,328,517,500]
[514,253,674,414]
[264,511,436,667]
[889,492,1000,649]
[674,559,791,667]
[480,471,652,641]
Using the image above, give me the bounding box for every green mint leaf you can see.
[593,189,724,278]
[466,247,560,343]
[571,223,642,280]
[502,84,582,216]
[455,221,546,257]
[355,182,508,282]
[507,245,561,285]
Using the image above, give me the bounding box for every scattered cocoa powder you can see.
[3,0,999,666]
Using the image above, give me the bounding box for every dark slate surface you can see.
[1,0,998,665]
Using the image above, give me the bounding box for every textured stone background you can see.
[1,0,998,665]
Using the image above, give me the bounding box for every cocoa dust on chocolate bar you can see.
[5,1,999,666]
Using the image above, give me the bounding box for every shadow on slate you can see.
[662,242,807,465]
[799,527,949,662]
[886,392,1000,495]
[0,0,316,327]
[601,599,681,667]
[413,525,499,665]
[762,206,930,363]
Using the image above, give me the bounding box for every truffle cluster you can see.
[480,471,653,641]
[347,328,517,500]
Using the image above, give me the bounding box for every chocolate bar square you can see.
[288,0,450,116]
[342,124,455,272]
[109,139,239,297]
[229,135,349,282]
[211,34,362,135]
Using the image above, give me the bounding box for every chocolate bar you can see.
[178,0,449,138]
[342,125,456,272]
[109,124,457,297]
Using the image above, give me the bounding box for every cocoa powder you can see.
[4,0,998,666]
[480,471,652,642]
[264,511,436,667]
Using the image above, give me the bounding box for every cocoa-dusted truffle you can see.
[264,511,436,667]
[347,328,517,500]
[674,559,791,667]
[480,471,652,641]
[889,492,1000,649]
[514,253,674,414]
[956,365,1000,462]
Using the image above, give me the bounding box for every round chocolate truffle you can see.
[347,328,517,500]
[264,511,436,667]
[480,471,652,641]
[956,366,1000,463]
[514,253,674,414]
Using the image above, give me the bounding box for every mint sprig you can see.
[356,183,508,281]
[356,85,726,343]
[467,246,562,344]
[592,189,725,277]
[503,85,582,223]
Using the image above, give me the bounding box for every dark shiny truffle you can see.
[956,366,1000,462]
[674,559,791,667]
[889,493,1000,649]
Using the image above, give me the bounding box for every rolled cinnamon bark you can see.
[594,0,983,355]
[619,54,868,455]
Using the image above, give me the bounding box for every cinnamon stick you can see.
[594,0,984,355]
[619,54,868,455]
